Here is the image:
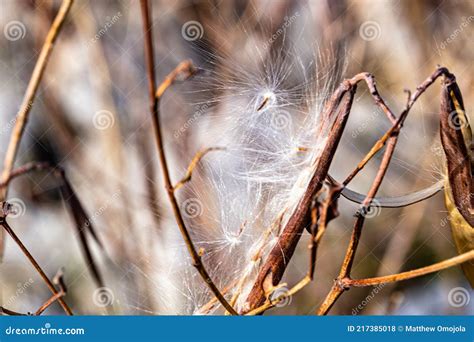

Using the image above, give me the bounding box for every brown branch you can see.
[0,161,106,289]
[35,269,67,315]
[1,307,28,316]
[139,0,237,315]
[174,147,225,191]
[243,68,424,313]
[242,80,357,312]
[348,73,397,124]
[244,182,341,315]
[0,206,72,315]
[1,269,67,316]
[0,0,73,259]
[317,66,455,315]
[343,250,474,287]
[343,67,452,186]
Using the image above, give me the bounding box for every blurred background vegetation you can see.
[0,0,473,315]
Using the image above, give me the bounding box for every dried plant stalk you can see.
[139,0,237,315]
[317,67,468,315]
[0,206,73,315]
[0,0,74,259]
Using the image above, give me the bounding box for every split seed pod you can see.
[440,73,474,288]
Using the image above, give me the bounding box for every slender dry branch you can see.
[139,0,237,315]
[1,269,67,316]
[317,67,456,315]
[0,161,106,289]
[174,147,225,191]
[348,73,397,124]
[343,250,474,287]
[244,182,341,315]
[0,307,28,316]
[0,0,73,259]
[343,68,452,186]
[0,206,72,315]
[243,80,357,312]
[243,68,441,313]
[35,269,67,315]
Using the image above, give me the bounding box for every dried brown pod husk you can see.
[440,73,474,287]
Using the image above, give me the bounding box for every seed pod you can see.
[440,73,474,287]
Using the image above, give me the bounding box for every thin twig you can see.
[243,79,357,312]
[1,307,28,316]
[343,68,451,186]
[174,147,225,190]
[343,250,474,287]
[0,0,73,260]
[35,269,67,315]
[244,181,341,315]
[0,208,72,315]
[0,162,106,288]
[317,67,455,315]
[139,0,237,315]
[348,72,397,124]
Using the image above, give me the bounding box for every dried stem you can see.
[35,269,67,315]
[139,0,237,315]
[245,182,341,315]
[1,307,27,316]
[243,81,357,312]
[317,67,455,315]
[174,147,225,191]
[342,250,474,287]
[0,0,73,259]
[243,69,425,313]
[0,211,72,315]
[0,161,106,289]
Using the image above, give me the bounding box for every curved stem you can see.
[139,0,237,315]
[0,0,74,261]
[1,219,73,315]
[344,250,474,287]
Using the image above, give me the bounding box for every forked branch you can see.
[317,67,459,315]
[0,204,73,315]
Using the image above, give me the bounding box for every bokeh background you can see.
[0,0,473,315]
